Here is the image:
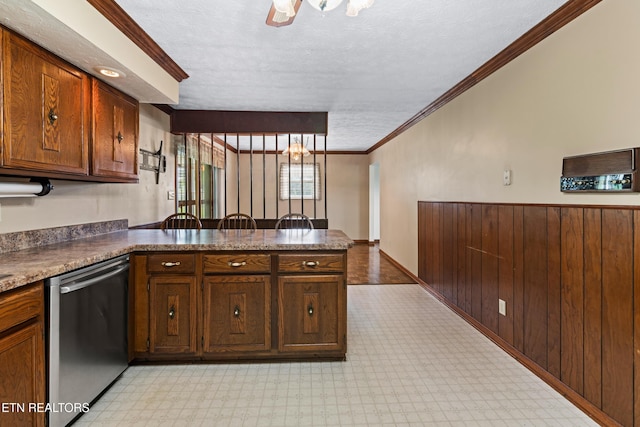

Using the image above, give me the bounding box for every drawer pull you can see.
[307,304,314,316]
[303,261,320,268]
[233,306,241,317]
[168,305,176,319]
[161,261,181,267]
[228,261,247,268]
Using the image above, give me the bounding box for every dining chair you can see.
[274,213,314,230]
[216,213,257,230]
[160,212,203,230]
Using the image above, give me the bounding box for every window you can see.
[279,163,321,200]
[175,133,225,218]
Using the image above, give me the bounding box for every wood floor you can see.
[347,243,416,285]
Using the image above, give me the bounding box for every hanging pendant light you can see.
[273,0,296,17]
[282,137,311,161]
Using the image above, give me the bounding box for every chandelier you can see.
[282,137,310,161]
[273,0,374,18]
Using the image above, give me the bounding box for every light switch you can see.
[167,190,175,200]
[498,299,506,316]
[503,169,512,186]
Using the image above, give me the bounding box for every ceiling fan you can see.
[266,0,374,27]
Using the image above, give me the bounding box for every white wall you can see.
[369,0,640,274]
[0,104,175,233]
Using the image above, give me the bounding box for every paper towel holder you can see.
[0,178,54,198]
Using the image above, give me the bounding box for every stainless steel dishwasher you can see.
[45,254,129,427]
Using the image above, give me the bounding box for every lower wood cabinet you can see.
[132,250,347,362]
[149,276,197,355]
[278,275,345,353]
[202,275,271,354]
[0,282,45,427]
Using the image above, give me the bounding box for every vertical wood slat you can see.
[601,209,634,427]
[469,204,482,321]
[522,206,548,369]
[498,205,514,345]
[634,211,640,427]
[456,204,467,311]
[442,203,454,302]
[481,204,499,334]
[560,207,584,394]
[432,203,442,295]
[417,202,427,281]
[583,208,602,408]
[513,205,525,353]
[451,204,459,307]
[547,207,561,379]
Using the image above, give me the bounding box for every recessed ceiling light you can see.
[95,66,125,78]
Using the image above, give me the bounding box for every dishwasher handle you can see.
[60,264,129,294]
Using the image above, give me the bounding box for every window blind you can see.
[279,163,321,200]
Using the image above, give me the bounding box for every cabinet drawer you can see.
[147,254,196,274]
[0,283,43,333]
[203,254,271,274]
[278,253,344,273]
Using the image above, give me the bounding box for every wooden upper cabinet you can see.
[91,79,139,182]
[2,30,89,175]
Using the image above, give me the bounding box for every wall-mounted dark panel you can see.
[170,110,328,134]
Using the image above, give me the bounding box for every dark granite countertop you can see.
[0,229,354,293]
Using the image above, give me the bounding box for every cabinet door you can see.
[0,322,45,427]
[278,275,345,353]
[91,79,138,181]
[3,32,89,174]
[149,276,197,354]
[203,275,271,353]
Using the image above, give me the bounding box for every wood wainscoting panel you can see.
[497,205,514,346]
[560,207,584,395]
[634,210,640,427]
[513,205,525,354]
[583,208,602,408]
[546,207,561,380]
[522,206,549,370]
[456,204,467,312]
[601,209,634,427]
[417,201,638,426]
[469,204,483,322]
[481,204,499,335]
[442,203,455,303]
[431,203,443,297]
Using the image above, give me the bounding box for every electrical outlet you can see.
[498,299,506,316]
[167,190,175,200]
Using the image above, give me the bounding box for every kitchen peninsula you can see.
[0,224,353,362]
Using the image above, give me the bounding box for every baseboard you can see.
[415,278,619,427]
[352,239,370,245]
[378,249,420,284]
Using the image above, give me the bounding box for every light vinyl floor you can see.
[76,285,597,426]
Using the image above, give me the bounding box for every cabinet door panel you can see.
[278,275,345,353]
[203,275,271,353]
[0,322,45,427]
[3,33,89,174]
[149,276,197,354]
[91,79,138,180]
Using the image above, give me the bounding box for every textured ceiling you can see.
[3,1,569,152]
